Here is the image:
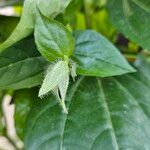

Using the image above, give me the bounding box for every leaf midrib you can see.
[97,78,119,150]
[59,77,84,150]
[0,56,43,71]
[75,53,133,72]
[29,77,84,149]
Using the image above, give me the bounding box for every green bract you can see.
[39,61,69,97]
[39,60,70,113]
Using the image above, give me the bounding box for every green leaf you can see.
[36,0,72,18]
[24,57,150,149]
[132,0,150,12]
[133,55,150,87]
[107,0,150,50]
[0,0,72,53]
[0,37,47,90]
[0,15,19,43]
[14,89,37,139]
[34,12,75,61]
[72,30,135,77]
[0,0,36,52]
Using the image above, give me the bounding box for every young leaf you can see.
[24,57,150,149]
[39,60,69,97]
[34,12,75,61]
[72,30,136,77]
[107,0,150,50]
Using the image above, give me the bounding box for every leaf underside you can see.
[39,61,69,97]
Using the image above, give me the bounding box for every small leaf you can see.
[72,30,136,77]
[39,60,69,97]
[107,0,150,50]
[34,12,75,61]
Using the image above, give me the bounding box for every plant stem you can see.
[84,0,93,29]
[124,54,137,62]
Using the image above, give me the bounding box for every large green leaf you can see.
[24,56,150,149]
[72,30,135,77]
[0,37,47,90]
[107,0,150,50]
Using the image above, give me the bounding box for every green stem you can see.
[84,0,93,29]
[60,99,68,114]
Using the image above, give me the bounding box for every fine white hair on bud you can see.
[39,60,70,113]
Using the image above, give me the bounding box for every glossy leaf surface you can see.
[24,57,150,149]
[0,37,47,90]
[72,30,135,77]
